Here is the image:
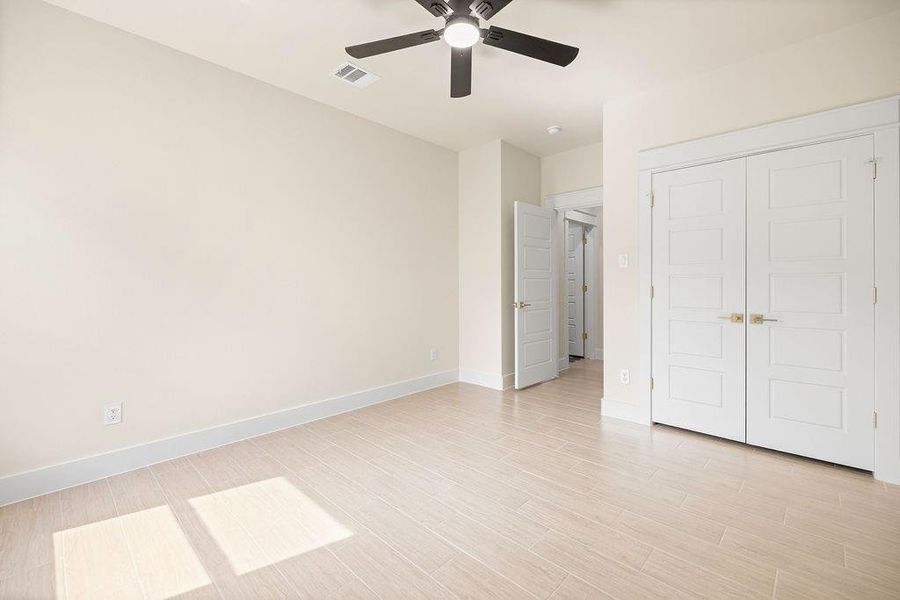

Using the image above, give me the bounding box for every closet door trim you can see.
[634,96,900,484]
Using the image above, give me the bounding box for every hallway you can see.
[528,358,603,409]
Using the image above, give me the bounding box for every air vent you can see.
[332,62,380,89]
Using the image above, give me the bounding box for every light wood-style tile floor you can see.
[2,359,900,599]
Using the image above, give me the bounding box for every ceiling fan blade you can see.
[470,0,515,20]
[413,0,452,17]
[450,47,472,98]
[482,26,579,67]
[346,30,441,59]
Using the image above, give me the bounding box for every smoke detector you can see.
[547,125,563,136]
[332,62,380,89]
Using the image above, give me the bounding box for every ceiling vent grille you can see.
[332,62,380,89]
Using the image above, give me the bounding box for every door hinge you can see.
[583,235,588,246]
[649,191,655,208]
[650,285,655,299]
[872,159,878,180]
[873,411,878,429]
[650,377,655,390]
[582,284,588,293]
[873,287,878,304]
[582,332,588,340]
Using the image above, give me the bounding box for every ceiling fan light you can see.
[444,21,480,49]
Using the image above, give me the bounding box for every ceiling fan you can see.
[345,0,579,98]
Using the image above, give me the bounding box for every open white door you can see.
[515,202,557,389]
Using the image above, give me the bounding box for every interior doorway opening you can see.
[558,203,603,403]
[514,187,603,393]
[562,205,602,371]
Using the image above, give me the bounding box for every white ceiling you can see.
[45,0,900,156]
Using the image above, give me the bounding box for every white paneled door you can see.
[746,136,875,469]
[651,159,747,442]
[567,222,585,357]
[515,202,557,389]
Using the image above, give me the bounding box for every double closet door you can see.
[651,136,876,470]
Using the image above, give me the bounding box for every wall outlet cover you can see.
[617,254,629,268]
[619,369,630,385]
[103,402,123,426]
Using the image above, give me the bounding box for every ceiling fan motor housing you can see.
[443,14,481,48]
[445,14,480,30]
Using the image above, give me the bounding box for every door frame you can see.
[564,213,600,363]
[545,187,604,373]
[583,218,600,362]
[564,219,586,359]
[635,96,900,484]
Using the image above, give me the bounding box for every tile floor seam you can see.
[146,464,226,600]
[105,477,149,600]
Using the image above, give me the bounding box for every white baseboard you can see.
[594,348,603,360]
[558,357,570,371]
[458,368,505,391]
[502,372,515,390]
[601,397,651,425]
[0,369,459,507]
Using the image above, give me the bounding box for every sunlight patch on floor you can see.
[54,505,210,600]
[189,476,354,575]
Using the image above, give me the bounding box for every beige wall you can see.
[458,140,540,387]
[458,141,503,380]
[0,0,459,477]
[501,142,542,383]
[541,144,604,366]
[601,9,900,413]
[541,142,603,197]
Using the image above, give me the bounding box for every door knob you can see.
[750,313,778,324]
[717,313,744,323]
[514,302,531,309]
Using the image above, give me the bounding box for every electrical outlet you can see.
[430,348,438,361]
[619,369,631,385]
[103,402,123,426]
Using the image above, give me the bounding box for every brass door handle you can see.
[750,313,778,324]
[717,313,744,323]
[514,302,532,309]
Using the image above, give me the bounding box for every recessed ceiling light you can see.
[547,125,563,136]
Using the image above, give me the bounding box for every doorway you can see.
[562,207,602,370]
[516,187,604,392]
